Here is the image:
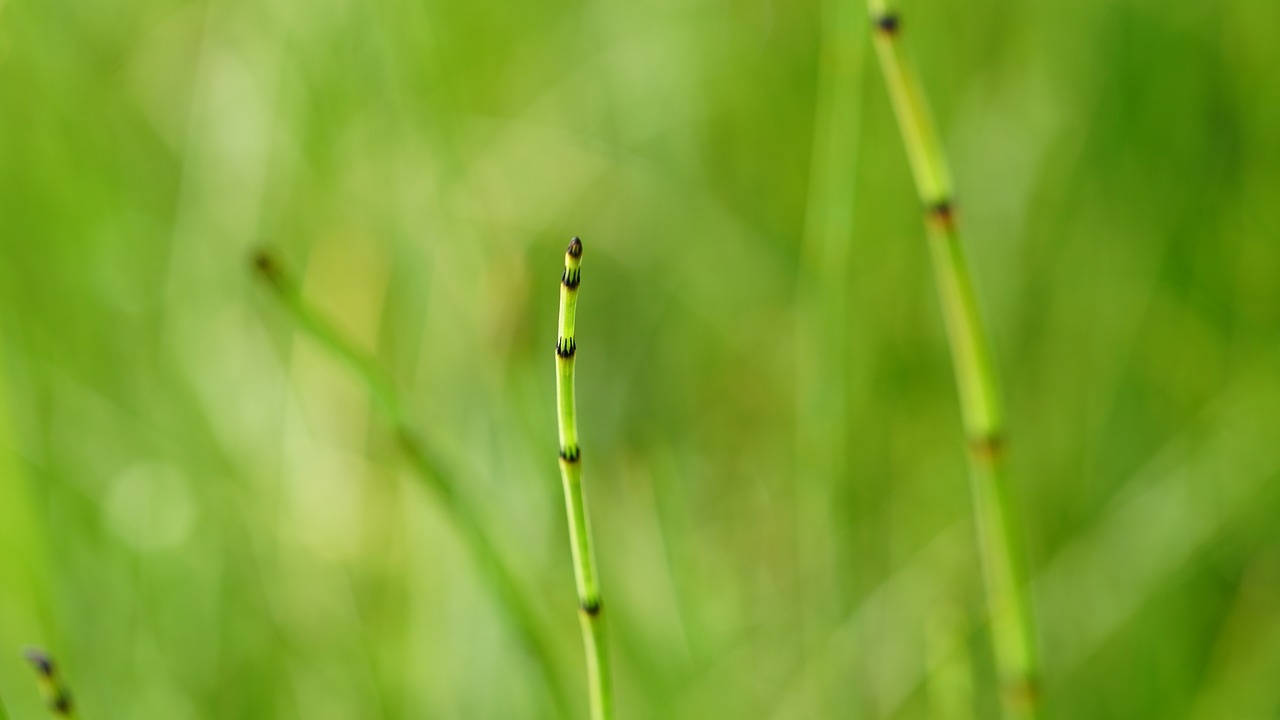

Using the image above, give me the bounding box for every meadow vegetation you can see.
[1,0,1279,717]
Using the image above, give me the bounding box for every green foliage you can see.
[1,0,1279,717]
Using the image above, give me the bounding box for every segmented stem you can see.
[865,3,1041,717]
[554,237,613,720]
[251,250,571,717]
[24,648,75,718]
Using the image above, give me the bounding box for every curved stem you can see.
[863,4,1041,717]
[251,251,571,717]
[554,237,613,720]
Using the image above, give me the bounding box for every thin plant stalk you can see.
[794,0,865,710]
[252,251,571,717]
[863,3,1041,717]
[554,237,613,720]
[24,648,75,718]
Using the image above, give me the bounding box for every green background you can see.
[2,0,1278,717]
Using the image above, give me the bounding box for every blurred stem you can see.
[251,251,572,718]
[24,648,75,718]
[864,2,1041,717]
[926,604,976,720]
[795,0,864,710]
[554,238,614,720]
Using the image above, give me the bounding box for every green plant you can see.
[24,648,75,718]
[863,2,1041,717]
[251,251,570,717]
[553,238,613,720]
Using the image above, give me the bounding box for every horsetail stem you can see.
[554,237,613,720]
[24,648,75,718]
[864,3,1042,717]
[251,250,571,718]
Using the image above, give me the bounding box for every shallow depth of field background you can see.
[2,0,1279,717]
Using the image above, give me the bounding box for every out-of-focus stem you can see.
[251,250,571,717]
[863,4,1041,717]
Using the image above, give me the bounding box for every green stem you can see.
[794,0,865,710]
[251,251,571,718]
[554,237,613,720]
[863,3,1041,717]
[24,648,76,718]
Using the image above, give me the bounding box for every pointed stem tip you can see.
[23,648,54,676]
[874,11,900,34]
[567,237,584,259]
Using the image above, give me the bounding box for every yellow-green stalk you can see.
[554,237,613,720]
[24,648,75,718]
[864,3,1041,717]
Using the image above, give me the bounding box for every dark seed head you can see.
[567,237,583,258]
[23,648,54,676]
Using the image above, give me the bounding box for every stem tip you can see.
[874,12,900,34]
[22,648,53,676]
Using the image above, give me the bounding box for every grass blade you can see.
[251,250,571,717]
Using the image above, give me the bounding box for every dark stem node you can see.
[968,433,1004,463]
[556,337,577,358]
[925,198,957,232]
[251,249,283,285]
[1005,675,1041,707]
[559,445,581,463]
[579,596,602,616]
[562,267,581,289]
[926,198,954,222]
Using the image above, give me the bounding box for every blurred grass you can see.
[2,0,1280,718]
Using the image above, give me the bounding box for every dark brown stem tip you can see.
[874,12,900,34]
[567,237,583,259]
[23,647,54,676]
